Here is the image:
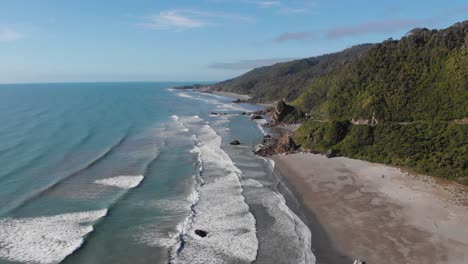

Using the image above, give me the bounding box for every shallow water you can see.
[0,83,314,264]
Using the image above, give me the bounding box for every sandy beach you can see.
[272,153,468,264]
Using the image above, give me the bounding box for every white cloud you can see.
[0,28,22,42]
[141,11,207,30]
[248,1,282,8]
[243,0,315,14]
[139,9,254,31]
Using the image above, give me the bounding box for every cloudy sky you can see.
[0,0,466,83]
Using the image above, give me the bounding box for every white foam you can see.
[254,118,268,135]
[190,145,204,174]
[138,187,200,251]
[0,209,107,264]
[175,116,258,263]
[171,115,180,121]
[177,91,252,112]
[268,158,275,169]
[177,188,199,236]
[95,175,144,189]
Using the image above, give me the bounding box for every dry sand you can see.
[272,153,468,264]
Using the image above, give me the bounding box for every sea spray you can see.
[171,115,259,263]
[95,175,144,189]
[0,209,108,264]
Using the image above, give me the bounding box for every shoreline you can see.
[272,153,468,264]
[183,86,278,108]
[271,159,352,264]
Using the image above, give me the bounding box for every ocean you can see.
[0,82,314,264]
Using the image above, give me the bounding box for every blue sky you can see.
[0,0,466,83]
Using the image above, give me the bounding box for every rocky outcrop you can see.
[325,149,339,158]
[254,132,299,156]
[268,100,304,125]
[262,135,272,143]
[250,114,264,120]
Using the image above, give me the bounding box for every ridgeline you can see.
[209,44,375,102]
[207,21,468,184]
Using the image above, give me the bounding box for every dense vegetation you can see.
[209,44,374,101]
[294,21,468,122]
[291,21,467,182]
[294,121,468,184]
[211,21,468,183]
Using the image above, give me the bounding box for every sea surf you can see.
[0,82,314,264]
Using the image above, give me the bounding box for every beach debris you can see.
[230,140,241,145]
[353,260,366,264]
[194,229,208,238]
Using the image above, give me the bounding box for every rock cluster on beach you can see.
[254,132,299,157]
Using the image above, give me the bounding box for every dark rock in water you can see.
[195,229,208,238]
[241,112,247,115]
[250,114,263,120]
[233,98,242,103]
[230,140,241,145]
[222,113,227,115]
[211,112,219,115]
[326,149,338,158]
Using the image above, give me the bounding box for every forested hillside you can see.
[211,21,467,183]
[209,44,374,101]
[294,21,467,122]
[290,21,467,183]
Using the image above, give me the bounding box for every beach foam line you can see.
[0,209,107,264]
[175,91,252,112]
[254,118,268,135]
[95,175,144,189]
[174,115,258,263]
[266,157,315,264]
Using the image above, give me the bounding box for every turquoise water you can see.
[0,83,314,264]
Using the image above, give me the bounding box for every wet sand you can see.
[272,153,468,264]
